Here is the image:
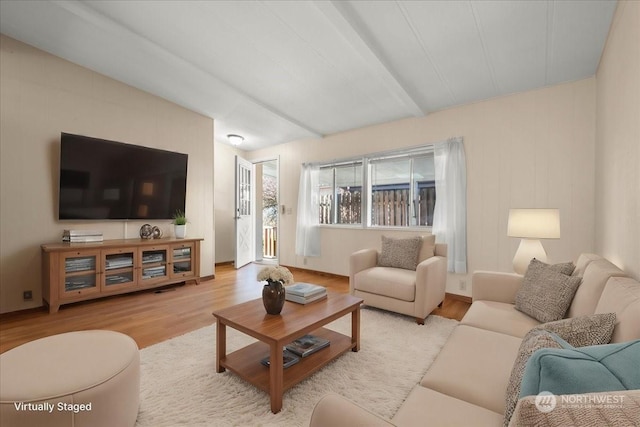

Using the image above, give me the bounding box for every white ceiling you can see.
[0,0,616,151]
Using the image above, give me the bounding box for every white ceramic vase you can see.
[174,224,187,239]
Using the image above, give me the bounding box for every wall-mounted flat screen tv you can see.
[58,133,188,220]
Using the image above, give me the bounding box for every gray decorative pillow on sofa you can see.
[530,312,616,347]
[503,313,617,427]
[515,259,581,323]
[378,236,422,270]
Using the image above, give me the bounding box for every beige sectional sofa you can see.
[309,253,640,426]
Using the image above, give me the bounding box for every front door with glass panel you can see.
[235,156,254,268]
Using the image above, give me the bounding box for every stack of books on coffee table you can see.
[285,282,327,304]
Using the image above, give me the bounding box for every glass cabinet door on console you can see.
[60,250,101,299]
[102,247,137,292]
[139,245,169,285]
[170,242,196,279]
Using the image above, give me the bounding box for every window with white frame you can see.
[319,162,363,225]
[317,146,435,228]
[369,151,435,227]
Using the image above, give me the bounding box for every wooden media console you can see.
[41,237,202,313]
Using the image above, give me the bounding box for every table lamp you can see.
[507,208,560,274]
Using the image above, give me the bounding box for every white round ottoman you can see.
[0,330,139,427]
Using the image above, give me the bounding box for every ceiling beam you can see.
[469,1,501,95]
[53,0,323,139]
[394,0,457,107]
[316,0,424,118]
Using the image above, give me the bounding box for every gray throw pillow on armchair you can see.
[378,236,422,271]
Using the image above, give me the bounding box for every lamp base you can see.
[513,239,548,275]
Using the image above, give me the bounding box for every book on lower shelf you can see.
[260,350,300,368]
[142,266,166,278]
[285,334,330,357]
[105,275,133,284]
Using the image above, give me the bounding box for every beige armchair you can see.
[349,236,447,324]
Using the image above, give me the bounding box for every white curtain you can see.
[295,163,321,257]
[432,137,467,273]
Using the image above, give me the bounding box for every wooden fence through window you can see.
[319,187,435,226]
[319,189,361,224]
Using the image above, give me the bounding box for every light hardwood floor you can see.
[0,263,469,353]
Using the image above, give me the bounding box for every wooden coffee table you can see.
[212,291,363,413]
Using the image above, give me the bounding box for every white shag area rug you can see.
[136,308,458,427]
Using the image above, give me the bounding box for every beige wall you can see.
[0,35,215,313]
[595,1,640,280]
[249,78,597,296]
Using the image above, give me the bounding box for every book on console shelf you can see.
[63,230,103,243]
[63,236,104,243]
[105,257,134,269]
[63,229,103,237]
[285,334,330,357]
[260,350,300,369]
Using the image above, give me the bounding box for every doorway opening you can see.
[254,159,279,264]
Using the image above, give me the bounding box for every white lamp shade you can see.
[507,209,560,239]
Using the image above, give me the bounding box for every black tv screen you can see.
[58,133,188,220]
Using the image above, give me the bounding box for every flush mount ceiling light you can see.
[227,134,244,146]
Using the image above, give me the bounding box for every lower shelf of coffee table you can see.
[219,327,354,393]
